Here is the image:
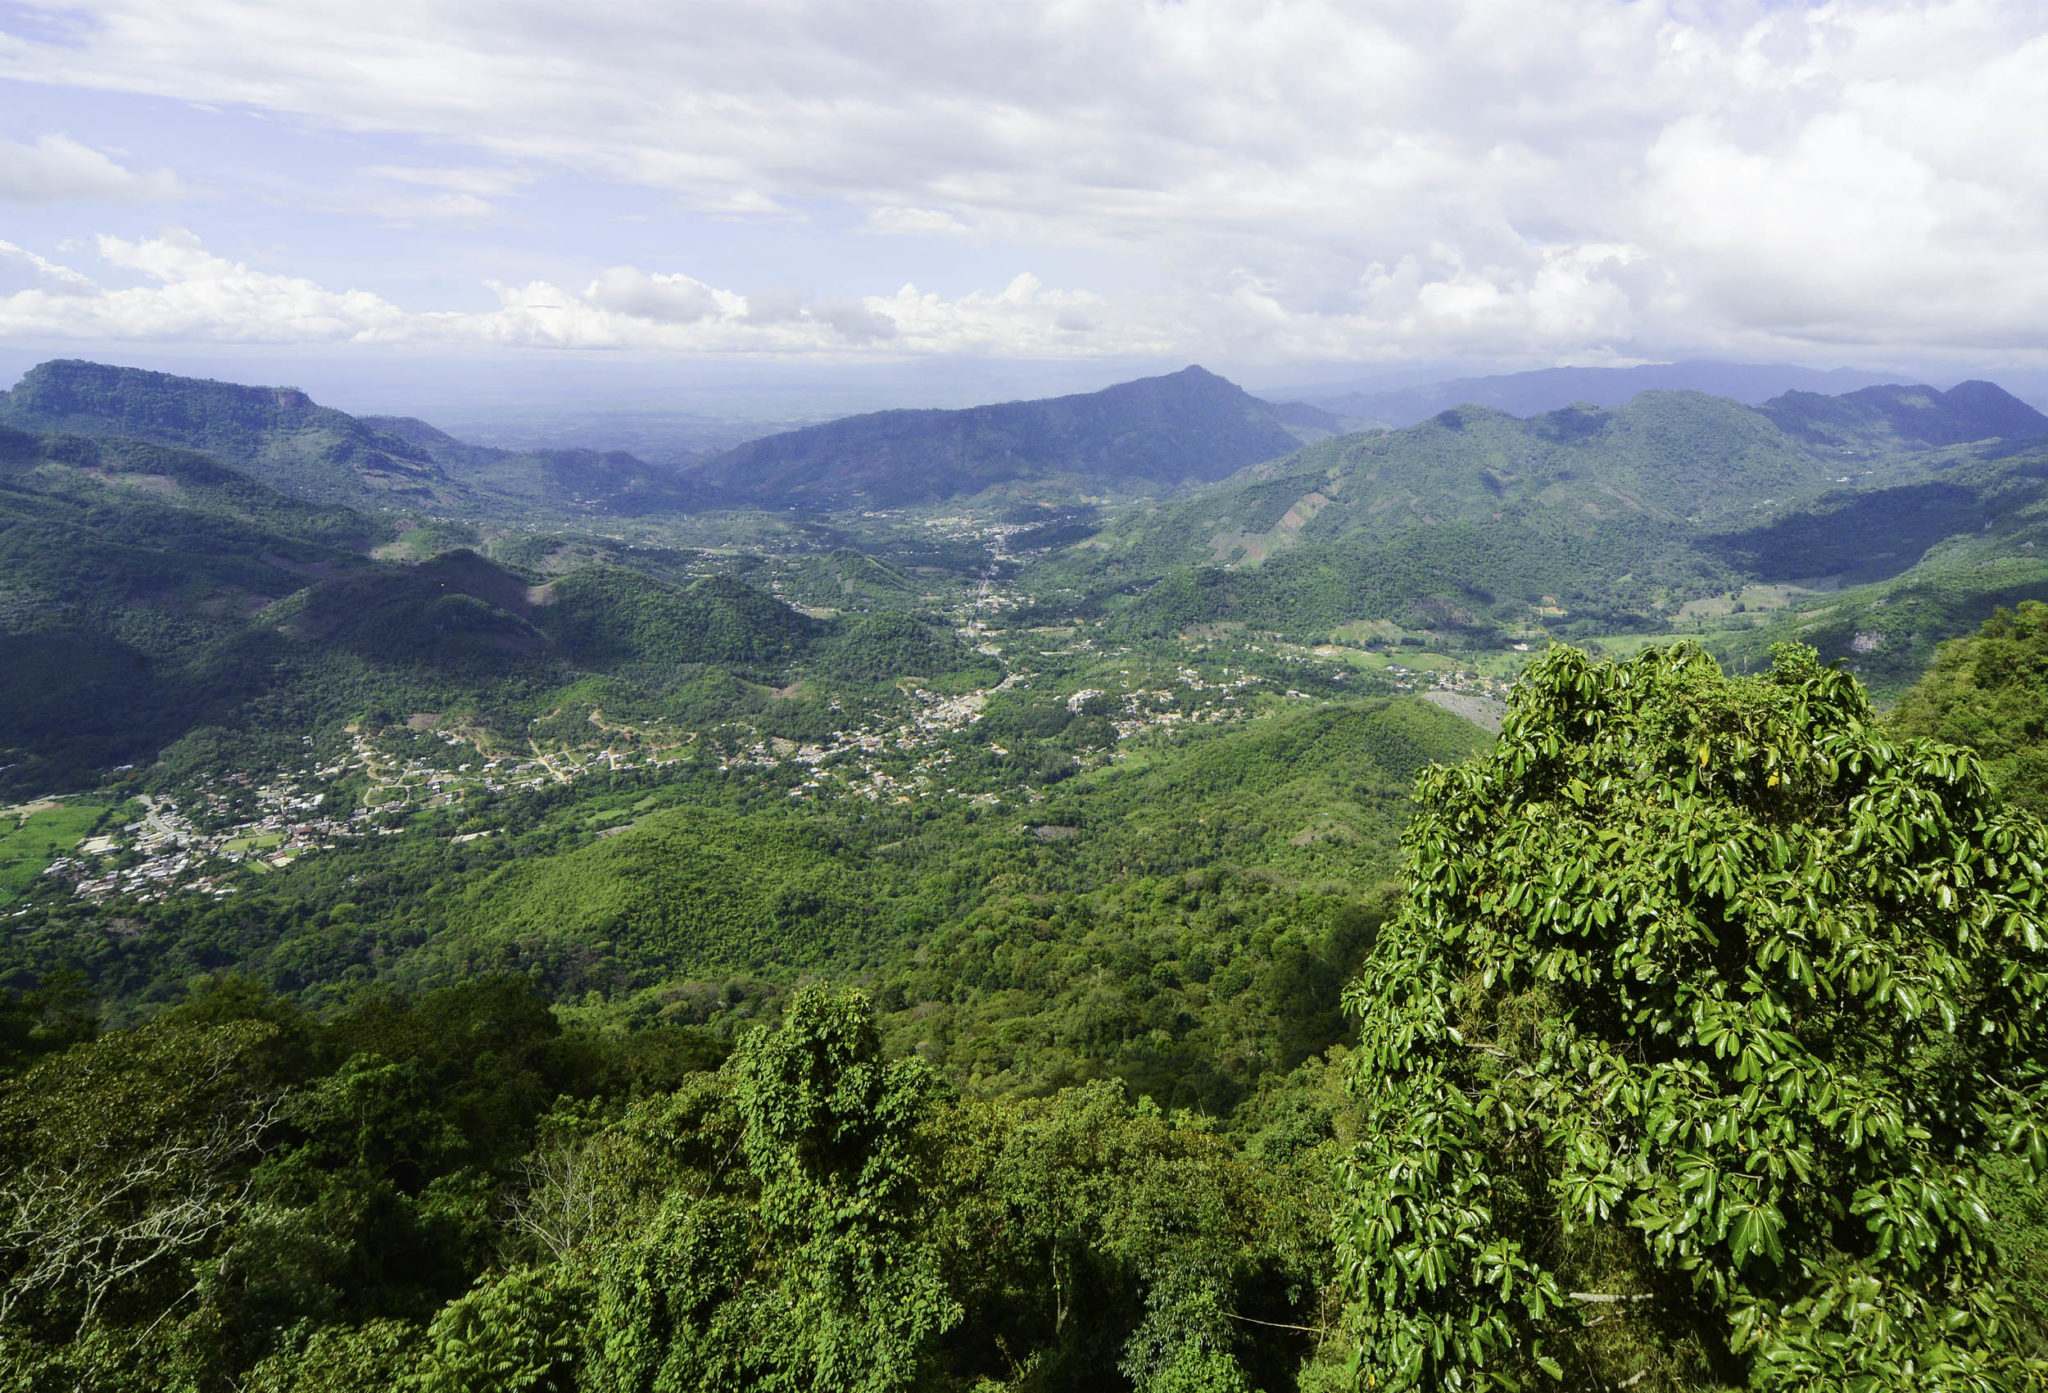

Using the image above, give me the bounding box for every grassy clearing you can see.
[222,831,287,854]
[0,799,111,906]
[1674,581,1831,621]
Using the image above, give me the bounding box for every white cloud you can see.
[813,299,897,342]
[865,205,969,236]
[0,229,411,342]
[0,230,1153,357]
[582,267,735,324]
[0,134,179,204]
[0,2,2043,364]
[0,240,98,295]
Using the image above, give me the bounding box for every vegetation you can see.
[0,975,1342,1391]
[1038,393,2048,652]
[1337,643,2048,1389]
[1760,380,2048,452]
[0,800,113,907]
[691,365,1307,509]
[0,361,726,518]
[7,642,2046,1390]
[1894,601,2048,814]
[7,358,2048,1389]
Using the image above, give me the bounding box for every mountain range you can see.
[8,350,2048,788]
[1039,378,2048,672]
[1304,360,1912,427]
[0,360,725,518]
[0,360,1340,517]
[29,357,2035,528]
[1760,380,2048,452]
[0,412,993,789]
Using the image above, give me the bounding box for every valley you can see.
[7,356,2043,943]
[4,353,2046,1392]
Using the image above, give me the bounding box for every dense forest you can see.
[4,638,2046,1391]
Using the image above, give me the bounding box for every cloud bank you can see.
[0,231,1139,357]
[0,0,2043,366]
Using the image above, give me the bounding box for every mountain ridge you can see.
[1760,379,2048,451]
[688,364,1313,509]
[1035,379,2048,642]
[0,360,729,518]
[1304,359,1909,427]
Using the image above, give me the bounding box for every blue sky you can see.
[2,0,2045,411]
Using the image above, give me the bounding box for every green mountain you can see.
[0,360,467,512]
[1055,391,1858,632]
[0,360,728,518]
[1891,600,2048,814]
[1046,384,2048,642]
[1760,379,2048,452]
[688,365,1310,509]
[1700,445,2048,693]
[811,609,1000,685]
[0,421,990,790]
[0,425,385,785]
[1305,358,1901,426]
[245,551,856,696]
[539,567,827,669]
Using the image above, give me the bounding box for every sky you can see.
[1,0,2046,413]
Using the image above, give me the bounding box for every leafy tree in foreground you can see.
[1334,643,2048,1390]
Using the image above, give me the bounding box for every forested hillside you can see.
[689,365,1310,508]
[0,362,728,518]
[1893,600,2048,814]
[1033,384,2048,654]
[1306,359,1900,426]
[10,0,2048,1383]
[0,424,984,793]
[0,424,386,785]
[1760,379,2048,452]
[4,644,2043,1391]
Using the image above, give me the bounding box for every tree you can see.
[415,1264,590,1393]
[0,1018,287,1390]
[1333,643,2048,1390]
[0,1020,283,1339]
[584,986,957,1392]
[943,1080,1287,1392]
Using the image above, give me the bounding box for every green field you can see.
[0,800,111,906]
[221,830,287,854]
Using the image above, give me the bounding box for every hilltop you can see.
[0,360,727,518]
[687,365,1312,509]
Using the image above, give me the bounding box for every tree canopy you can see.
[1335,642,2048,1390]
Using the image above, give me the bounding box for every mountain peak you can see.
[1942,379,2048,435]
[690,367,1304,509]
